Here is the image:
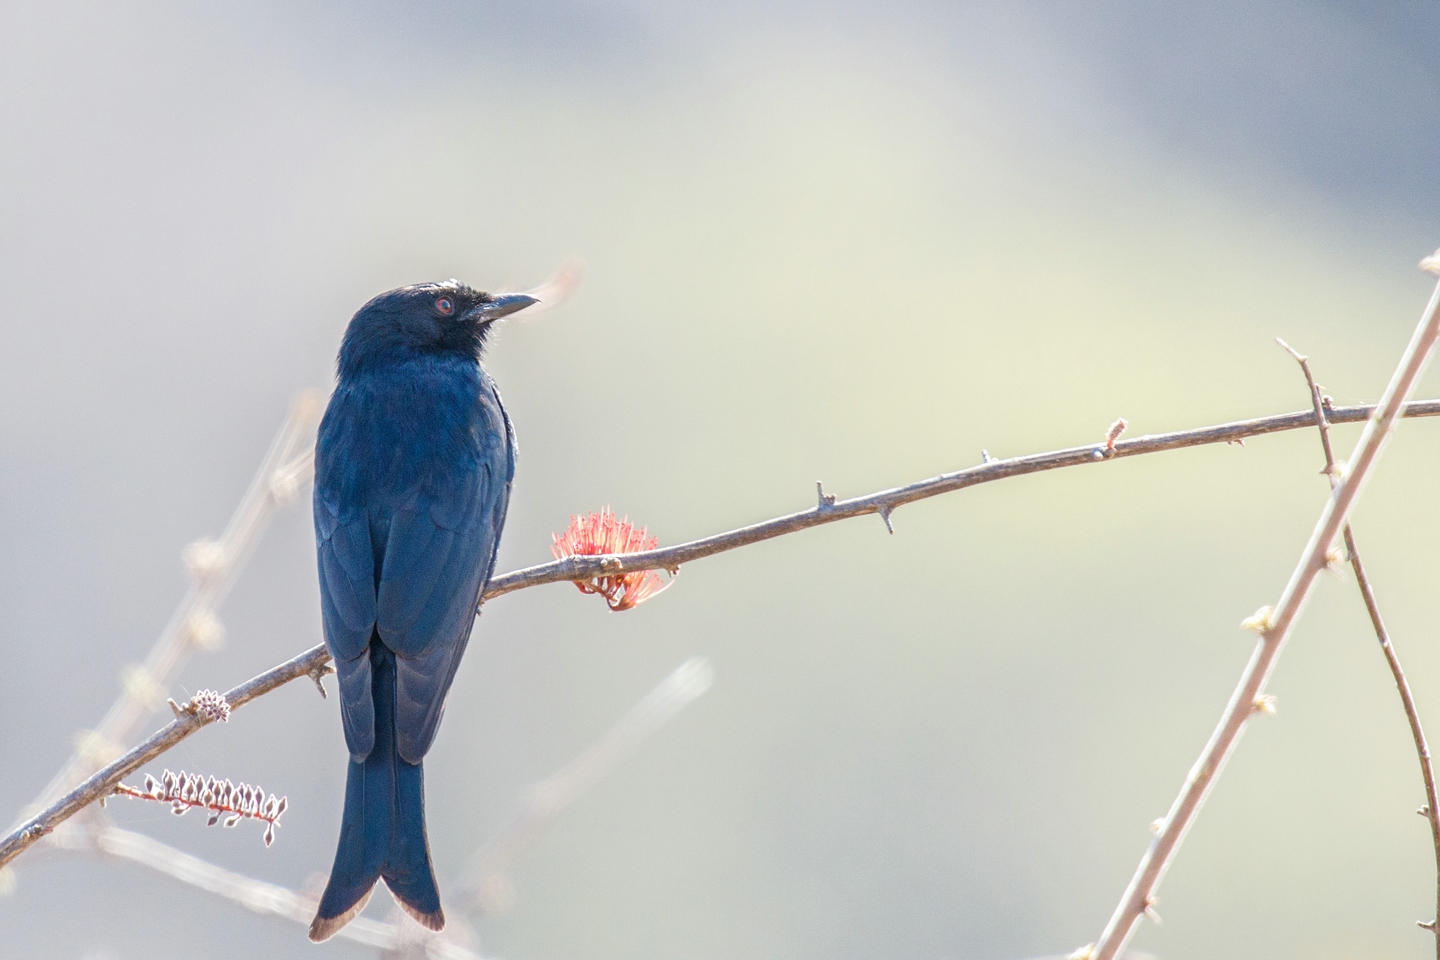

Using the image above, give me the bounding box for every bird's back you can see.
[315,352,514,760]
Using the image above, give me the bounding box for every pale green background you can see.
[3,2,1440,959]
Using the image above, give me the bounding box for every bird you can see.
[308,280,537,941]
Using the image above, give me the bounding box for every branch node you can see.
[121,664,167,711]
[308,662,336,699]
[1252,694,1278,716]
[167,698,187,719]
[815,481,836,509]
[1419,919,1437,932]
[182,538,228,583]
[1066,945,1096,960]
[1418,805,1430,817]
[1421,248,1440,276]
[1148,818,1165,835]
[1142,895,1162,925]
[1240,605,1275,635]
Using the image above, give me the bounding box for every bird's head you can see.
[337,280,538,376]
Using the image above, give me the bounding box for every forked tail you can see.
[310,644,443,941]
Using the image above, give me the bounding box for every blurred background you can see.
[3,1,1440,958]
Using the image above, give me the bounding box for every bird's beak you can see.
[478,293,540,321]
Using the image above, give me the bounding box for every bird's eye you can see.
[435,297,455,316]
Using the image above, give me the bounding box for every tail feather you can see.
[310,643,443,942]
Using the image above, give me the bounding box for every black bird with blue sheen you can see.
[309,280,536,941]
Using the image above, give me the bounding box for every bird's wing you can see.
[314,488,379,759]
[377,401,512,764]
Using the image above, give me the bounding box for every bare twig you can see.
[1088,262,1440,960]
[11,397,1440,870]
[453,658,714,915]
[20,392,322,824]
[0,646,328,868]
[1279,337,1440,949]
[484,399,1440,600]
[54,660,708,955]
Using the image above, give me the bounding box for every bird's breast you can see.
[315,358,501,516]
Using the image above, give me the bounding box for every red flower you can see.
[551,508,673,611]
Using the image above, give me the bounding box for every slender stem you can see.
[21,393,322,820]
[0,647,329,869]
[8,397,1440,872]
[1279,338,1440,948]
[486,399,1440,599]
[1089,273,1440,960]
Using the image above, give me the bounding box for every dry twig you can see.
[1087,262,1440,960]
[20,393,321,823]
[10,396,1440,871]
[61,660,711,955]
[1278,337,1440,949]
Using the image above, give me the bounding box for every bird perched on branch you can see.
[308,281,536,941]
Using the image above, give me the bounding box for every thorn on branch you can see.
[1149,817,1165,835]
[1103,418,1128,455]
[1252,694,1278,716]
[308,662,335,699]
[980,449,993,464]
[1419,918,1437,932]
[114,770,287,846]
[1143,896,1162,924]
[878,505,895,535]
[1066,945,1096,960]
[1419,805,1431,817]
[816,481,836,509]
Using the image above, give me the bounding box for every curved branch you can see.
[485,399,1440,598]
[0,647,328,869]
[6,397,1440,871]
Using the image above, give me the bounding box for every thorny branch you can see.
[54,659,711,957]
[485,398,1440,600]
[1278,337,1440,950]
[20,392,323,821]
[9,397,1440,873]
[1085,264,1440,960]
[0,648,329,869]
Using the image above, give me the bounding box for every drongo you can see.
[308,280,536,941]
